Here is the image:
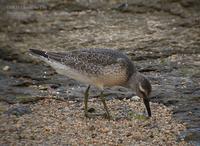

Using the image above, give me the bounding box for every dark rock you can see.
[88,107,96,113]
[0,95,46,104]
[4,105,32,116]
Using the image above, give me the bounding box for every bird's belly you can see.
[45,61,94,84]
[45,60,127,89]
[90,73,127,89]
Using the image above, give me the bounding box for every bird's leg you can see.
[84,85,90,117]
[100,91,111,120]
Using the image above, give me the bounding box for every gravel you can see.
[0,98,189,145]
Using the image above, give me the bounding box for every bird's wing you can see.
[47,49,119,65]
[46,49,133,74]
[30,48,135,77]
[30,48,136,87]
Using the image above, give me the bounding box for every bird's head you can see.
[127,72,152,117]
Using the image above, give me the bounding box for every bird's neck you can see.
[125,72,140,89]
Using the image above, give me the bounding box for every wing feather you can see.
[45,48,135,80]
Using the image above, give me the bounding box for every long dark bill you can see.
[143,98,151,117]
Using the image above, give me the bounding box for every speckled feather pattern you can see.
[30,48,136,88]
[48,49,134,74]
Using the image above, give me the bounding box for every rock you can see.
[130,96,140,101]
[3,65,10,71]
[100,127,109,133]
[4,105,32,116]
[15,95,45,103]
[0,95,45,104]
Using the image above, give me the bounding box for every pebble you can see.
[3,65,10,71]
[100,127,109,133]
[130,96,140,101]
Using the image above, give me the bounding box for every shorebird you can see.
[29,48,152,119]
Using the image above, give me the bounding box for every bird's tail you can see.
[29,49,48,58]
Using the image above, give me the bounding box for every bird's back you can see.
[30,48,136,89]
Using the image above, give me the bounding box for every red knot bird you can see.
[29,48,152,119]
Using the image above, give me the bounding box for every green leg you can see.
[84,85,90,117]
[100,91,111,120]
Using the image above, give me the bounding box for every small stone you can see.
[126,132,132,137]
[108,131,113,135]
[100,127,109,133]
[91,133,97,138]
[118,138,123,144]
[150,134,154,138]
[4,105,32,116]
[130,96,140,101]
[88,107,96,113]
[88,125,95,131]
[38,85,49,90]
[3,65,10,71]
